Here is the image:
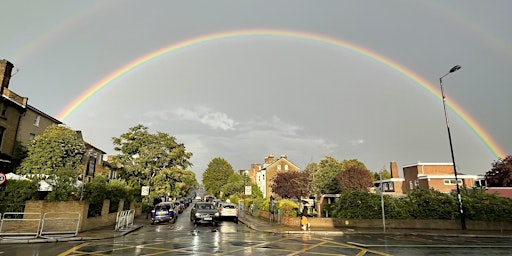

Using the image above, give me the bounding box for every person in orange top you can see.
[300,214,310,231]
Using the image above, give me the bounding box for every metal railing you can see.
[115,209,135,231]
[0,212,42,239]
[39,212,81,238]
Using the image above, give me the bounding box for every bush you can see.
[276,199,299,217]
[0,179,38,213]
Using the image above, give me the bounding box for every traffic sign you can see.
[0,172,6,186]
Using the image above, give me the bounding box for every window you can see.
[389,182,394,190]
[0,126,4,148]
[443,179,462,185]
[284,164,289,171]
[34,115,41,126]
[0,104,6,118]
[277,165,281,170]
[29,133,36,141]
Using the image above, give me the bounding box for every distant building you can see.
[402,162,483,193]
[373,161,405,194]
[0,59,28,170]
[253,154,300,198]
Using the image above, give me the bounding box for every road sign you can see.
[245,185,252,195]
[0,172,6,186]
[141,186,150,196]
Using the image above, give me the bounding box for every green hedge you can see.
[0,179,38,214]
[329,188,512,222]
[83,177,135,217]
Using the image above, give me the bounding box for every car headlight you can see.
[214,212,219,217]
[195,213,201,217]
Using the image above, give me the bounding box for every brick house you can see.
[1,59,107,179]
[253,154,300,198]
[402,162,483,193]
[373,161,405,194]
[0,59,28,170]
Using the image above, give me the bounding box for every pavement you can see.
[2,213,512,244]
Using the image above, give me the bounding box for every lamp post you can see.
[439,65,466,230]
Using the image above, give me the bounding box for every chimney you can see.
[280,154,287,159]
[0,59,14,90]
[265,154,275,164]
[390,161,399,178]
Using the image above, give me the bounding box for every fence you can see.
[0,212,80,239]
[39,212,81,238]
[0,212,42,239]
[115,209,135,231]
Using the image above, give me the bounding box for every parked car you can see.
[150,202,176,224]
[218,203,238,223]
[190,202,219,226]
[174,201,184,214]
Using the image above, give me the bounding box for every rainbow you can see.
[56,29,506,159]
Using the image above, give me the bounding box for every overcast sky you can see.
[1,1,510,179]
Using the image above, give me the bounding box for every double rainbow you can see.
[56,29,506,159]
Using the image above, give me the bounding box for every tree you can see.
[372,169,391,181]
[220,173,244,198]
[336,165,373,191]
[313,156,343,194]
[152,167,198,200]
[111,124,193,187]
[18,124,85,176]
[202,157,234,197]
[271,171,311,200]
[486,155,512,187]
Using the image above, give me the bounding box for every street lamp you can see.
[439,65,466,230]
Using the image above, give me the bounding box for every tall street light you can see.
[439,65,466,230]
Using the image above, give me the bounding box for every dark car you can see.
[190,202,218,225]
[150,202,176,224]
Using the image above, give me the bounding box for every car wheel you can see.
[234,218,238,224]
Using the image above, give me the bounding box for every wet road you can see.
[2,205,512,255]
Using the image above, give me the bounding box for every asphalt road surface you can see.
[2,205,512,256]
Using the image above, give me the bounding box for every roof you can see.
[402,162,454,168]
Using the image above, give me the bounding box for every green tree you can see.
[111,124,193,187]
[372,169,391,181]
[202,157,234,197]
[18,124,85,176]
[314,156,343,194]
[17,125,85,200]
[152,167,198,200]
[220,173,244,198]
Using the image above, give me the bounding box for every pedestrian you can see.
[300,214,310,231]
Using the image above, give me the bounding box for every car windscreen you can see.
[223,205,236,209]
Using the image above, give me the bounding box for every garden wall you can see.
[255,210,512,231]
[24,200,142,232]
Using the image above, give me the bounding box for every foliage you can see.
[332,190,383,219]
[329,188,512,222]
[111,124,193,187]
[220,173,244,198]
[83,176,134,217]
[45,165,83,201]
[404,189,458,219]
[152,167,198,200]
[311,156,343,194]
[485,155,512,187]
[14,125,85,201]
[202,157,234,198]
[337,165,373,191]
[0,179,39,213]
[17,125,85,176]
[11,141,28,170]
[463,188,512,221]
[276,199,299,217]
[372,169,391,181]
[271,171,311,199]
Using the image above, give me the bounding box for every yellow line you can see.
[57,242,90,256]
[288,240,328,256]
